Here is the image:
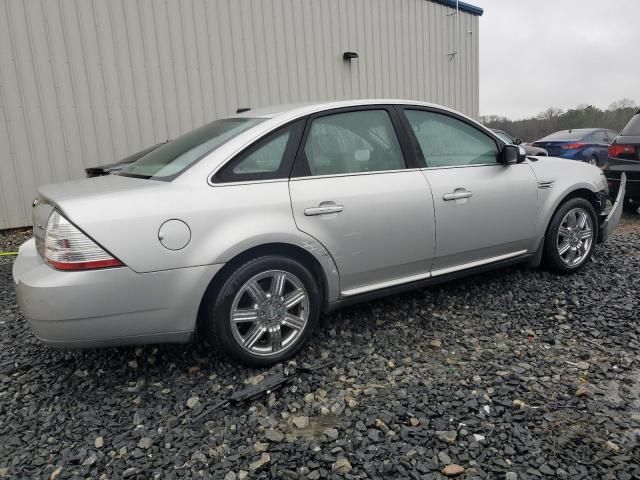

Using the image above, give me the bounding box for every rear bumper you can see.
[12,238,222,348]
[599,173,626,243]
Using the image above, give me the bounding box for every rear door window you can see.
[604,130,618,142]
[301,110,405,176]
[589,130,607,144]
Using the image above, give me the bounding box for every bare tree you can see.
[608,98,637,110]
[481,102,637,142]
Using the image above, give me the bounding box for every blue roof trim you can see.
[430,0,483,16]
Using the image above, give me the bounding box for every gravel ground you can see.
[1,216,639,479]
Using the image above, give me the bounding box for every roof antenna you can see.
[236,107,251,113]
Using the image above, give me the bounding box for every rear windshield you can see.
[537,130,590,142]
[117,118,264,180]
[621,114,640,136]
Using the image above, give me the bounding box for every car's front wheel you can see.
[543,197,597,273]
[202,255,320,367]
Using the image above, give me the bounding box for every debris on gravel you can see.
[1,220,640,478]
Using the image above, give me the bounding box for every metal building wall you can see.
[0,0,480,229]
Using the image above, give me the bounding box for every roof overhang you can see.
[430,0,483,16]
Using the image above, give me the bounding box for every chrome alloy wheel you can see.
[230,270,309,357]
[556,207,594,267]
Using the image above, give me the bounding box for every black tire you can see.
[202,255,320,367]
[542,197,598,274]
[588,155,599,166]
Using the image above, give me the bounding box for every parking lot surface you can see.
[1,215,639,479]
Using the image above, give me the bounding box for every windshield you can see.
[494,131,514,144]
[537,130,590,142]
[117,118,264,180]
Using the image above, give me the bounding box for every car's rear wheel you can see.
[588,155,598,166]
[202,255,320,367]
[543,197,597,273]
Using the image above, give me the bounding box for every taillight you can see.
[608,143,637,158]
[561,143,586,150]
[44,210,123,270]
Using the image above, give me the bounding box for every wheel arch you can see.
[545,187,601,237]
[558,188,600,213]
[196,241,339,327]
[530,187,602,269]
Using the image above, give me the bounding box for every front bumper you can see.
[599,173,626,243]
[12,238,222,348]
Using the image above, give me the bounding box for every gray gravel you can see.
[0,228,30,268]
[1,218,639,479]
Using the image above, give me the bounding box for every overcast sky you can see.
[474,0,639,119]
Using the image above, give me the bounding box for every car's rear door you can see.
[288,106,436,297]
[398,106,538,276]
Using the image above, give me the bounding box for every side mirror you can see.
[514,137,522,145]
[502,144,527,164]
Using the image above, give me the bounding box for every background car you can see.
[532,128,617,166]
[491,129,548,156]
[603,109,640,211]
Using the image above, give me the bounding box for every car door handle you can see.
[443,189,473,201]
[304,204,344,216]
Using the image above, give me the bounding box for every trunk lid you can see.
[32,175,162,258]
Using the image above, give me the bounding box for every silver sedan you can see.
[13,100,626,366]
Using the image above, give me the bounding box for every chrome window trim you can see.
[420,163,501,171]
[209,178,289,187]
[209,168,424,186]
[289,168,422,182]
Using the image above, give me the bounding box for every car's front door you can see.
[400,107,538,276]
[288,107,436,296]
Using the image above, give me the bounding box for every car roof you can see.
[229,99,469,121]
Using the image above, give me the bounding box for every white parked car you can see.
[13,100,625,366]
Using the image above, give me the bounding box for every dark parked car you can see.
[532,128,617,167]
[603,110,640,210]
[491,129,548,156]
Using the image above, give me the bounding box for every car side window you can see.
[232,130,289,174]
[590,130,607,143]
[214,121,303,182]
[303,110,405,176]
[404,110,498,167]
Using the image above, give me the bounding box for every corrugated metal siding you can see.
[0,0,479,229]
